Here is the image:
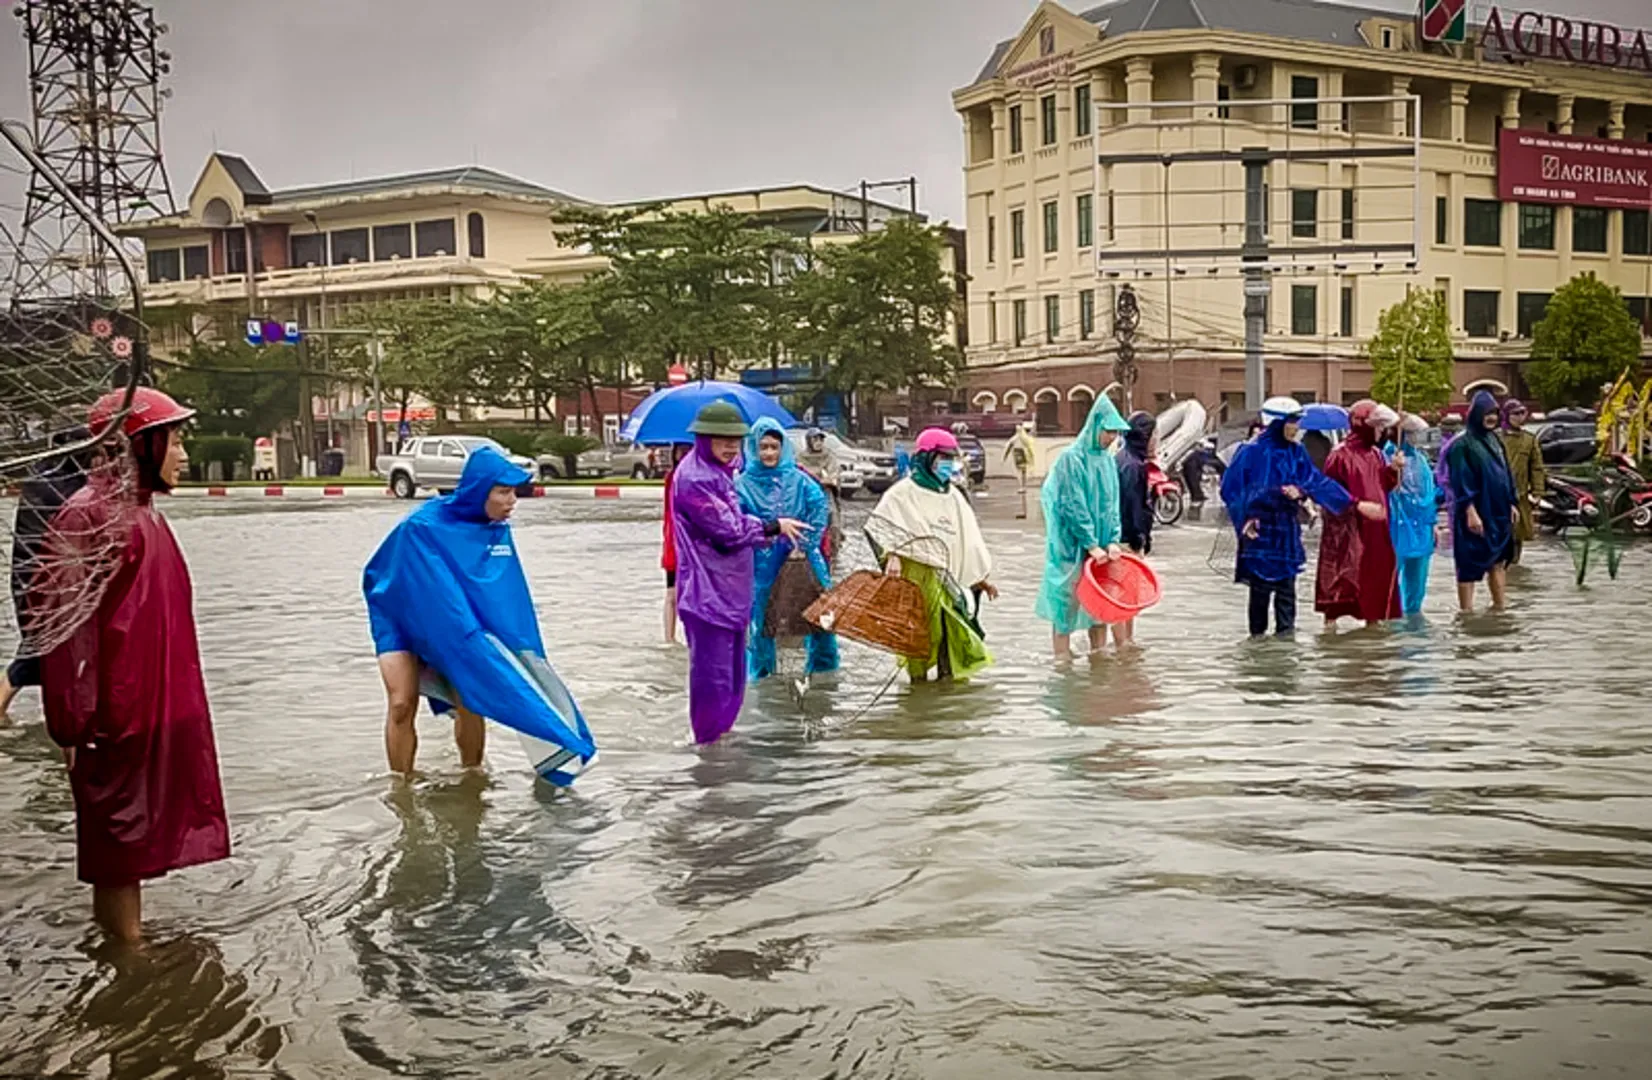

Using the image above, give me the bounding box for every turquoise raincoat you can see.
[1035,395,1131,634]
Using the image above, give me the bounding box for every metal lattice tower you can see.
[9,0,174,303]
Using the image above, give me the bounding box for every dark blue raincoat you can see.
[362,447,595,784]
[1220,420,1353,583]
[1445,392,1517,584]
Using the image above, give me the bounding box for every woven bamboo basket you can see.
[803,569,931,659]
[764,552,824,639]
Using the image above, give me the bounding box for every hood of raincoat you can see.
[1500,397,1528,430]
[692,433,740,475]
[741,417,795,477]
[362,447,595,763]
[736,417,801,518]
[1074,394,1131,458]
[1466,390,1500,441]
[1346,399,1383,449]
[1123,410,1155,458]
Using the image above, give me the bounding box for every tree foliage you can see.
[150,305,302,439]
[1366,288,1454,412]
[1526,273,1643,407]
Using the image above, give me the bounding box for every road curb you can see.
[166,484,665,502]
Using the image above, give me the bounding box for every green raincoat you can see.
[1035,395,1131,634]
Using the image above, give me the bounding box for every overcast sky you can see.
[1,0,1647,226]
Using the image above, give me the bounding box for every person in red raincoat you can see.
[39,387,229,943]
[661,443,690,643]
[1315,400,1403,627]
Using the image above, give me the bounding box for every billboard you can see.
[1498,129,1652,209]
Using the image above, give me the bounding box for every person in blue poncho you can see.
[362,446,595,783]
[1445,391,1518,613]
[1035,393,1131,658]
[1220,397,1355,637]
[735,418,839,680]
[1386,412,1441,617]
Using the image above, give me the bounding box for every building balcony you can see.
[141,255,526,305]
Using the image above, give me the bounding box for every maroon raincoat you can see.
[1315,403,1402,623]
[40,483,229,887]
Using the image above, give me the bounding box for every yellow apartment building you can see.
[954,0,1652,433]
[122,155,929,468]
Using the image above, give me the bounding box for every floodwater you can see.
[1,492,1649,1079]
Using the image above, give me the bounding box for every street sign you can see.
[667,363,689,386]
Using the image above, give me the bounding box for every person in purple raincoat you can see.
[670,402,806,744]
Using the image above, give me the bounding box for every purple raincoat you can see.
[670,437,773,743]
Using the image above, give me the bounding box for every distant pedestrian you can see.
[1035,396,1130,659]
[1446,391,1518,613]
[660,443,691,643]
[1387,413,1440,618]
[1004,422,1038,519]
[1498,398,1544,565]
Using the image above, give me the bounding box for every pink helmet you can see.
[914,427,959,454]
[88,386,197,439]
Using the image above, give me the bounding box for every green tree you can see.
[1526,273,1643,407]
[149,305,302,439]
[1366,287,1454,412]
[789,218,962,421]
[355,298,491,419]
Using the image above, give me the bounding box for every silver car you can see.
[379,436,538,499]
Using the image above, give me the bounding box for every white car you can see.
[378,436,538,499]
[784,430,864,495]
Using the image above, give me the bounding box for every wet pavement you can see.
[0,491,1648,1078]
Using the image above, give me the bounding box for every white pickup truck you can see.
[376,436,538,499]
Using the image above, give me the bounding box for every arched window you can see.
[467,212,486,259]
[1002,388,1029,414]
[971,390,998,412]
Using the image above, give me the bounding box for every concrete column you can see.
[1125,57,1154,125]
[1447,170,1463,250]
[1501,84,1522,339]
[1325,69,1345,133]
[1556,93,1575,135]
[1389,75,1412,136]
[1093,72,1117,130]
[1191,53,1220,121]
[990,101,1007,159]
[1501,87,1521,129]
[1554,95,1575,282]
[1449,81,1470,143]
[1607,100,1626,139]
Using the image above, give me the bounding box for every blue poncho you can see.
[1386,437,1439,560]
[362,447,595,784]
[1220,419,1353,583]
[1035,394,1129,634]
[1445,391,1517,583]
[734,418,838,678]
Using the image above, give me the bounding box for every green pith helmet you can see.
[688,400,751,437]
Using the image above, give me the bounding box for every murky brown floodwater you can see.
[1,491,1648,1079]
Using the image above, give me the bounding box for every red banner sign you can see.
[1498,129,1652,209]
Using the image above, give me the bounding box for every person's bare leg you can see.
[1112,618,1134,647]
[93,883,141,943]
[379,651,421,775]
[454,706,485,770]
[1488,566,1508,612]
[1052,631,1072,660]
[1456,582,1475,612]
[0,673,17,719]
[663,585,678,643]
[1087,626,1108,655]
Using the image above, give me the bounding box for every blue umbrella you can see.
[620,380,797,445]
[1300,403,1350,432]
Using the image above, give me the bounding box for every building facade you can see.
[123,157,929,469]
[954,0,1652,433]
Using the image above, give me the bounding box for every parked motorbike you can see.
[1148,461,1185,526]
[1537,474,1600,532]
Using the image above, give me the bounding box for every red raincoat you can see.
[40,485,229,887]
[1315,405,1402,623]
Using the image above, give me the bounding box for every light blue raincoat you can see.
[1035,395,1131,634]
[734,418,839,679]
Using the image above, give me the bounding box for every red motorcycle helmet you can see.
[88,386,197,439]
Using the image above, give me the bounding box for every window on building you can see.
[1290,74,1319,130]
[1291,284,1317,335]
[1463,290,1500,337]
[1291,188,1318,239]
[1340,188,1355,240]
[1626,296,1650,336]
[1011,209,1026,259]
[1042,200,1058,254]
[1106,190,1116,241]
[1013,298,1027,344]
[1518,204,1555,250]
[467,212,486,258]
[985,215,996,264]
[1340,282,1354,337]
[1040,94,1057,146]
[1435,196,1449,244]
[1572,207,1608,253]
[1517,291,1550,337]
[1045,294,1060,342]
[1464,199,1502,247]
[146,247,181,283]
[1080,288,1095,338]
[1380,26,1395,48]
[224,229,248,274]
[1009,104,1024,154]
[182,244,209,280]
[415,218,456,257]
[373,223,413,261]
[1074,83,1092,137]
[1217,83,1231,120]
[291,231,327,267]
[1627,209,1651,256]
[330,227,369,264]
[1076,193,1093,249]
[988,296,998,343]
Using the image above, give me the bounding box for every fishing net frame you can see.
[2,117,149,661]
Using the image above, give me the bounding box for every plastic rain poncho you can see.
[1220,418,1353,584]
[1446,391,1517,584]
[735,418,839,679]
[1035,394,1130,634]
[363,447,595,784]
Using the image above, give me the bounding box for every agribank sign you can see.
[1419,0,1652,73]
[1498,129,1652,209]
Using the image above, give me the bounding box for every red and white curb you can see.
[167,484,664,501]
